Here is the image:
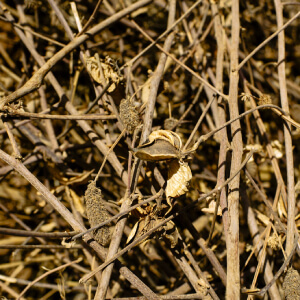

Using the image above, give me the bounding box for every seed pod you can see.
[119,98,140,134]
[166,160,192,199]
[84,181,111,246]
[133,130,182,161]
[148,130,182,149]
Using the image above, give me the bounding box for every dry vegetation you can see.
[0,0,299,299]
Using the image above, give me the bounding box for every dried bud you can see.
[119,98,140,134]
[84,181,111,246]
[283,267,300,300]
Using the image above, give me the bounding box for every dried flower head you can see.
[267,233,281,251]
[119,98,140,134]
[240,93,252,102]
[258,94,272,106]
[84,181,111,246]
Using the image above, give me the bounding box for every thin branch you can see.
[2,110,117,120]
[226,1,242,297]
[274,0,296,256]
[0,245,82,249]
[0,227,78,238]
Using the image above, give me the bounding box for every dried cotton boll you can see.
[133,130,182,161]
[84,181,111,246]
[166,160,192,199]
[283,267,300,300]
[119,98,140,134]
[148,130,182,150]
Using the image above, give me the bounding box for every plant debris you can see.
[0,1,299,299]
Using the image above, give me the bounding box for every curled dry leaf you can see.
[166,160,192,199]
[160,220,179,248]
[85,55,123,92]
[126,219,140,245]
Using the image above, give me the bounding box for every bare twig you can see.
[0,245,82,249]
[0,227,77,238]
[274,0,296,256]
[226,1,242,298]
[2,109,117,120]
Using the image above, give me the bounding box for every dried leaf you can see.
[161,220,179,248]
[85,55,123,92]
[126,220,140,244]
[166,160,192,199]
[148,130,182,150]
[277,195,287,219]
